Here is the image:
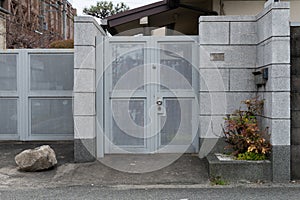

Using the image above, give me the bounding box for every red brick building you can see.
[0,0,76,48]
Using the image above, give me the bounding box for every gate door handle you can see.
[156,99,163,106]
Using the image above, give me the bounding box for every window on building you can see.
[0,0,10,14]
[0,0,5,8]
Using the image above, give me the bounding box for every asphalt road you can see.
[1,185,300,200]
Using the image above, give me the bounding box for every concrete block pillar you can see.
[199,2,291,182]
[256,2,291,182]
[73,17,106,162]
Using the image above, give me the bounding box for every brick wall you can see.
[0,12,5,49]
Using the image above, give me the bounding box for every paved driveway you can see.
[0,142,209,188]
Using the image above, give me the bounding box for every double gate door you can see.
[102,36,199,154]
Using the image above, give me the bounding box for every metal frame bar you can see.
[96,36,105,158]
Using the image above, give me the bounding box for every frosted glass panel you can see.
[0,99,17,134]
[160,43,193,89]
[30,54,73,90]
[31,99,73,135]
[0,54,17,91]
[112,99,145,146]
[111,44,144,90]
[160,99,193,146]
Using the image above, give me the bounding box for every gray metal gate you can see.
[97,36,199,154]
[0,49,74,141]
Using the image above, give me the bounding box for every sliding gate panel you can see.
[0,49,74,141]
[28,51,74,140]
[102,36,199,154]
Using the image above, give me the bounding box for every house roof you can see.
[103,0,218,36]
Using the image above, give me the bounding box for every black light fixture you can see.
[253,68,269,87]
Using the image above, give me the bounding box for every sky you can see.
[68,0,160,16]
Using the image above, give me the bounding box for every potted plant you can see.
[223,97,271,160]
[206,97,272,183]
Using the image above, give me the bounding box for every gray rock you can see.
[15,145,57,172]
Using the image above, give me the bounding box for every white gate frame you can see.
[96,36,200,158]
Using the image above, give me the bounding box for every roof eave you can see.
[106,0,177,27]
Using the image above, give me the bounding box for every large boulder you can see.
[15,145,57,172]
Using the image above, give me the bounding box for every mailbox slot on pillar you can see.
[253,68,268,86]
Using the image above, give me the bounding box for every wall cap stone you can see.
[199,2,290,23]
[199,16,256,22]
[74,16,106,36]
[256,2,290,21]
